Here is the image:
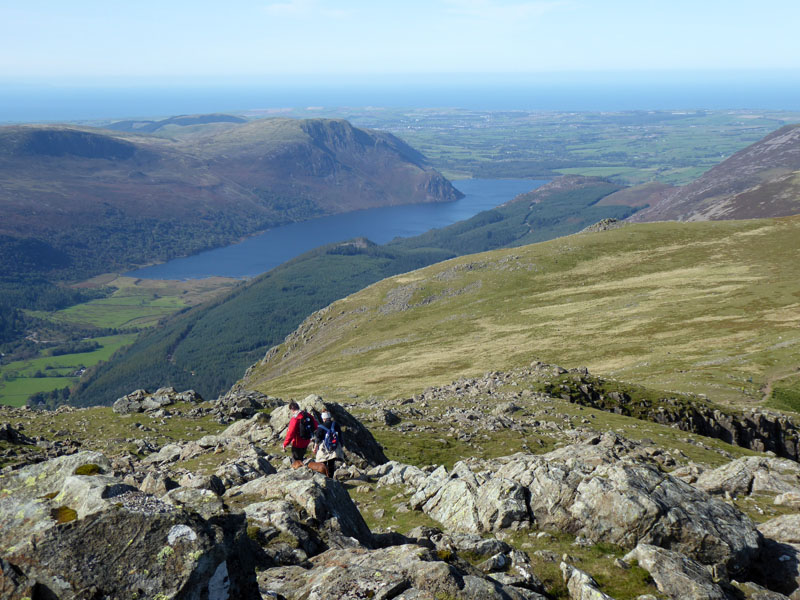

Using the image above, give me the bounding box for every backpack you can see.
[318,422,340,452]
[297,411,315,440]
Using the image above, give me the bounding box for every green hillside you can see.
[241,216,800,409]
[64,177,636,406]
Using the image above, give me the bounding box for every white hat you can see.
[321,411,331,420]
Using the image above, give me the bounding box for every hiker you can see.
[282,401,318,461]
[313,410,343,477]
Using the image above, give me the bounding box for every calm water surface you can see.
[127,178,545,280]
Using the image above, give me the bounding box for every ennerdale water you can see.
[127,179,545,280]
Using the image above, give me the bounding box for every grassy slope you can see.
[243,217,800,408]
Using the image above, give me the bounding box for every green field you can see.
[47,294,187,329]
[0,333,138,406]
[0,276,238,407]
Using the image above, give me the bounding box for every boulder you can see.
[112,387,203,414]
[258,544,547,600]
[759,515,800,544]
[694,456,800,497]
[228,468,373,547]
[368,460,429,489]
[141,443,183,465]
[560,562,615,600]
[0,423,34,445]
[178,473,226,496]
[163,487,226,520]
[213,389,278,420]
[139,471,179,496]
[623,544,727,600]
[403,438,761,574]
[737,581,793,600]
[215,450,277,488]
[421,472,531,533]
[0,451,259,598]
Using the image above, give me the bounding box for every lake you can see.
[127,178,545,280]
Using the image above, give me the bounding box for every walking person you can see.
[313,410,343,477]
[283,401,317,461]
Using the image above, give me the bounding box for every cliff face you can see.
[630,124,800,222]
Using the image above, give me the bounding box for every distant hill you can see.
[630,124,800,222]
[0,117,460,279]
[67,176,637,406]
[106,113,247,133]
[239,216,800,408]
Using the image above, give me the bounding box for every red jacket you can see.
[283,411,318,449]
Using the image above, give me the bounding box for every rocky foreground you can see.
[2,379,800,599]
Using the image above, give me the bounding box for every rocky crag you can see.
[2,373,800,599]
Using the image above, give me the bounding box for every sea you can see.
[2,73,800,123]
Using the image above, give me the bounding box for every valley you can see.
[3,109,800,600]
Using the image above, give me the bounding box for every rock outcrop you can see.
[258,544,547,600]
[624,544,729,600]
[380,434,761,575]
[112,387,203,414]
[0,451,259,598]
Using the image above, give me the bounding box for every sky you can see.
[2,0,800,84]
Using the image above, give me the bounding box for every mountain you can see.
[630,124,800,222]
[66,176,637,406]
[0,117,460,279]
[106,112,247,133]
[239,215,800,408]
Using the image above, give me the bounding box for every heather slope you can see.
[631,124,800,222]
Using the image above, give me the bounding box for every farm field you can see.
[0,276,238,407]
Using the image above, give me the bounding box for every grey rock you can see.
[449,533,512,558]
[0,423,34,445]
[775,492,800,508]
[737,581,792,600]
[694,456,800,497]
[139,471,179,496]
[623,544,727,600]
[179,473,226,496]
[405,439,760,574]
[112,387,202,415]
[258,544,546,600]
[229,469,372,547]
[374,408,402,426]
[759,515,800,544]
[163,487,226,520]
[421,472,531,533]
[142,442,183,465]
[560,562,616,600]
[0,451,258,598]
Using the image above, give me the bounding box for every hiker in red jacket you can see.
[282,401,318,461]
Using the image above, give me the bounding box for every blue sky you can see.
[2,0,799,83]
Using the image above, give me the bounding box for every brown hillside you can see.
[630,124,800,221]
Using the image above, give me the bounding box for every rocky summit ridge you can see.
[2,361,800,599]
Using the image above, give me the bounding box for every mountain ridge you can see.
[630,123,800,222]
